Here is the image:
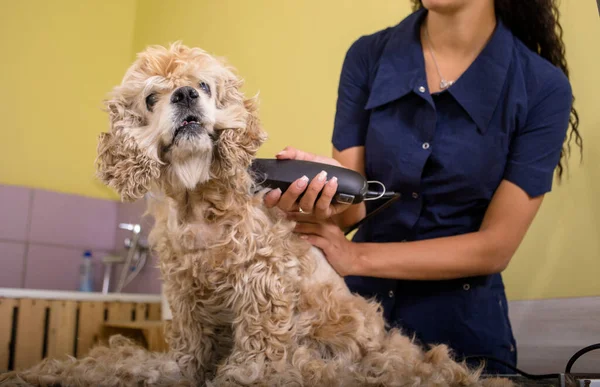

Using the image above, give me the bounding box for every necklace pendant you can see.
[440,79,454,90]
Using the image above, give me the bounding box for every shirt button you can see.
[388,290,394,298]
[463,283,471,291]
[422,142,430,150]
[418,86,426,93]
[412,192,419,199]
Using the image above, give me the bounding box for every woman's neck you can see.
[422,2,497,59]
[419,2,497,93]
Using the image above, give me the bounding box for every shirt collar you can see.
[365,9,427,111]
[365,8,514,134]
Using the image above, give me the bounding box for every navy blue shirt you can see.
[332,8,572,374]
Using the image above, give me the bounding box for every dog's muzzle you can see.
[173,115,202,141]
[162,111,214,154]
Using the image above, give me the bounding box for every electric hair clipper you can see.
[249,158,401,235]
[250,158,376,205]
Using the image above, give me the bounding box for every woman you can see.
[264,0,582,375]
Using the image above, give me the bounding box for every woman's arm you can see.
[354,180,544,279]
[293,179,544,279]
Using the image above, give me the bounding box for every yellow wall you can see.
[131,0,600,301]
[132,0,415,160]
[1,0,598,300]
[0,0,137,200]
[502,0,600,300]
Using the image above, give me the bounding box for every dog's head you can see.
[96,42,266,201]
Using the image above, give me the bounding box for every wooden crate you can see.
[0,292,162,372]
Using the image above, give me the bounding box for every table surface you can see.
[0,287,161,303]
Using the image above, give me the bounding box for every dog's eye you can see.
[145,93,158,112]
[199,82,211,96]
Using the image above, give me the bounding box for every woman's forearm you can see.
[351,230,511,280]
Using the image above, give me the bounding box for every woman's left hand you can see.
[288,213,361,277]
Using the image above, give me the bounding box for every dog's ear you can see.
[236,95,267,159]
[96,99,161,202]
[214,76,267,174]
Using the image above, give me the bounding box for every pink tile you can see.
[120,253,161,295]
[24,244,109,292]
[113,199,161,294]
[29,189,117,250]
[0,185,32,241]
[0,241,26,288]
[23,244,160,294]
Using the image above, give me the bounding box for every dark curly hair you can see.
[412,0,583,179]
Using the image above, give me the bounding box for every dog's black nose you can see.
[171,86,199,106]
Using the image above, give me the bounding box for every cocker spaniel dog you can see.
[1,43,512,387]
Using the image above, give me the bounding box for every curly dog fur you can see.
[1,43,513,387]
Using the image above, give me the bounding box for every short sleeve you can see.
[332,37,371,151]
[503,75,573,197]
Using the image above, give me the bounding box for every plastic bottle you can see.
[79,250,94,292]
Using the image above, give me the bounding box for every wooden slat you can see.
[76,301,105,357]
[13,299,48,370]
[0,298,17,371]
[46,300,77,360]
[135,303,148,321]
[147,303,161,321]
[143,325,169,352]
[104,320,164,329]
[107,302,134,321]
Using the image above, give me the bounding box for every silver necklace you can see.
[424,26,454,90]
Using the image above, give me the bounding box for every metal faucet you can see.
[101,223,149,294]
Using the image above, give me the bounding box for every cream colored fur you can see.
[0,43,513,387]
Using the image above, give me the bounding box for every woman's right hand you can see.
[263,146,352,220]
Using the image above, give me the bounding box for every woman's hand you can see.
[288,212,361,277]
[274,145,343,167]
[263,146,351,219]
